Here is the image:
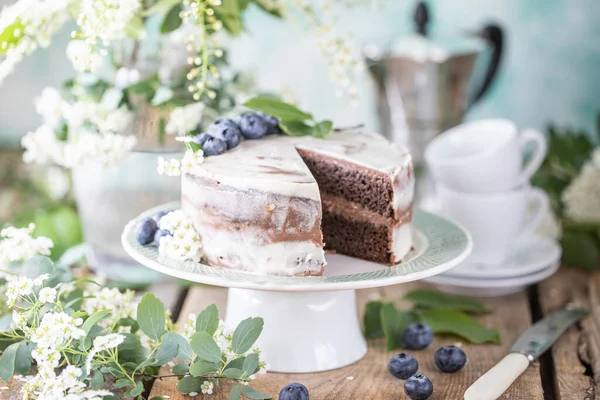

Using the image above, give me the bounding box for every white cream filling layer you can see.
[392,223,413,263]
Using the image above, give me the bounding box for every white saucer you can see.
[444,235,561,279]
[425,261,560,297]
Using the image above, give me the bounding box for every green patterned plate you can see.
[121,202,472,291]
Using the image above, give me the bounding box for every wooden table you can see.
[2,268,598,400]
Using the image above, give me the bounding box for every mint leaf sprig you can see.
[244,96,333,139]
[364,289,500,351]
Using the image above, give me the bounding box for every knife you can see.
[464,307,588,400]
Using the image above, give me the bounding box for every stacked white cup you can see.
[425,119,548,267]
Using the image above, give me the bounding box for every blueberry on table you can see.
[404,374,433,400]
[135,217,157,245]
[154,229,171,246]
[258,112,282,134]
[388,353,419,380]
[202,136,228,156]
[237,112,270,139]
[207,118,242,149]
[435,345,467,373]
[279,382,309,400]
[403,323,433,350]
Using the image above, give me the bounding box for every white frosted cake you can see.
[181,130,414,276]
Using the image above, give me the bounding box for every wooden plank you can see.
[149,282,542,400]
[538,268,599,400]
[0,377,24,400]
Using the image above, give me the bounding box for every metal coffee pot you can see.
[365,1,504,166]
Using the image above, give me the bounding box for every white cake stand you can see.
[121,202,472,373]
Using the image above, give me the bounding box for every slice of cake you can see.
[181,130,414,275]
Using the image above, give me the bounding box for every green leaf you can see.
[117,334,148,365]
[14,342,33,376]
[380,303,418,351]
[214,0,243,35]
[129,381,144,397]
[0,343,18,382]
[252,0,284,17]
[33,206,83,260]
[142,340,178,367]
[223,367,244,379]
[172,363,189,375]
[0,18,25,55]
[242,353,259,375]
[176,376,204,393]
[160,4,183,34]
[189,359,219,376]
[404,290,490,313]
[419,309,500,344]
[225,356,245,370]
[114,378,131,388]
[143,0,181,15]
[0,315,12,333]
[244,96,313,121]
[190,331,223,364]
[125,15,145,39]
[241,385,272,399]
[196,304,219,336]
[184,141,202,152]
[82,310,112,335]
[91,370,104,390]
[278,120,315,137]
[231,317,264,354]
[561,231,600,271]
[313,120,333,139]
[117,317,139,334]
[363,301,385,339]
[229,384,242,400]
[162,332,193,361]
[137,293,166,341]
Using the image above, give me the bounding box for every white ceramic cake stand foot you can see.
[225,288,367,373]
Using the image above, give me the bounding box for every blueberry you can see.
[403,323,433,350]
[388,353,419,380]
[192,132,210,146]
[434,345,467,373]
[207,118,242,149]
[152,211,168,224]
[202,136,227,156]
[135,217,157,246]
[404,375,433,400]
[154,229,171,246]
[237,112,270,139]
[258,112,281,134]
[278,383,309,400]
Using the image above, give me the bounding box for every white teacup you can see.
[437,185,549,266]
[425,119,547,193]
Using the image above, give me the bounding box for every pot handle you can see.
[469,23,504,108]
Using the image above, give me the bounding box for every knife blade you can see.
[464,307,588,400]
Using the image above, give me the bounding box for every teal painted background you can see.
[0,0,599,147]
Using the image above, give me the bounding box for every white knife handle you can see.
[464,353,530,400]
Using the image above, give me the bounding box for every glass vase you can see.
[72,150,181,283]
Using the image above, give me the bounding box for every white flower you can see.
[66,39,102,72]
[97,106,133,135]
[165,102,205,136]
[182,313,196,341]
[77,0,142,43]
[81,287,136,329]
[33,273,49,286]
[157,157,181,177]
[35,87,64,127]
[563,149,600,222]
[92,333,125,351]
[38,287,57,304]
[0,223,53,267]
[180,149,205,173]
[0,0,70,84]
[200,380,214,395]
[114,67,141,89]
[12,311,27,330]
[158,211,203,262]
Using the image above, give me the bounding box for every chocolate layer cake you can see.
[181,131,414,276]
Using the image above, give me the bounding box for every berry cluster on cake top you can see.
[192,112,282,157]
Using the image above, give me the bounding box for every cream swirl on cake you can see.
[181,130,414,276]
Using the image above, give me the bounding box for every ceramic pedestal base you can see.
[225,288,367,373]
